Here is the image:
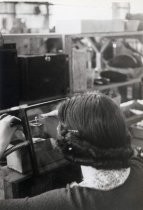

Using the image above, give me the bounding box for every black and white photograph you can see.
[0,0,143,209]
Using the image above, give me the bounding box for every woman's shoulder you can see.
[130,156,143,169]
[128,156,143,184]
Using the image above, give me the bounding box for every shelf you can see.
[64,31,143,94]
[93,76,143,91]
[3,33,63,38]
[0,0,52,4]
[65,31,143,39]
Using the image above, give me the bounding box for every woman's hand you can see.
[0,115,21,159]
[40,109,58,118]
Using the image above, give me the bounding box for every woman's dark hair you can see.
[57,92,133,170]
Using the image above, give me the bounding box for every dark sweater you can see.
[1,157,143,210]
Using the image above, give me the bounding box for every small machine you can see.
[4,97,67,174]
[0,97,82,199]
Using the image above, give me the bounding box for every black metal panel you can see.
[0,48,20,109]
[18,54,70,104]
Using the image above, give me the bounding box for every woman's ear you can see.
[57,122,67,139]
[43,115,59,139]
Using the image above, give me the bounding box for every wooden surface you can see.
[72,48,87,92]
[65,31,143,40]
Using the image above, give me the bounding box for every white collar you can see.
[70,167,130,191]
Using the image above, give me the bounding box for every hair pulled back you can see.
[57,92,133,169]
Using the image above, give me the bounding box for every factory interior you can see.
[0,1,143,209]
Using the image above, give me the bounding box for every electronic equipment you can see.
[18,54,70,104]
[0,47,20,109]
[6,97,68,174]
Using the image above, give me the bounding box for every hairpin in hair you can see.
[68,129,78,134]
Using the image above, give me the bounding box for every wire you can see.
[2,141,29,159]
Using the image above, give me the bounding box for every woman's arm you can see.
[0,115,21,159]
